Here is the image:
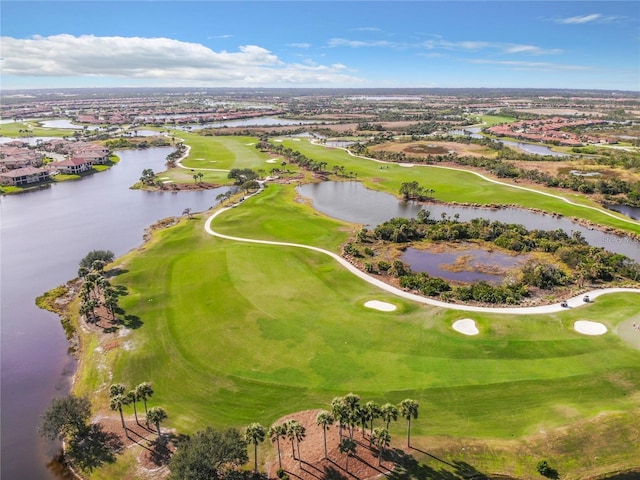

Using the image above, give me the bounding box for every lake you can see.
[0,147,228,479]
[297,181,640,262]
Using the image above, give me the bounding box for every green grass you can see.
[72,135,640,477]
[0,120,71,138]
[279,138,640,236]
[77,185,640,442]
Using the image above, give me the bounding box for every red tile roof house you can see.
[52,157,94,174]
[0,167,50,186]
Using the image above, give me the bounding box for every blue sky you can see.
[1,1,638,91]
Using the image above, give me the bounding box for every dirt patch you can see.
[370,141,492,158]
[92,414,177,475]
[266,410,400,480]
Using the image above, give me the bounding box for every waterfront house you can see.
[0,167,50,186]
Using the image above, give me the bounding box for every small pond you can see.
[296,181,640,262]
[606,204,640,221]
[401,246,525,284]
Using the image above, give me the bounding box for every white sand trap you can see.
[574,320,607,336]
[159,177,169,180]
[246,143,255,146]
[274,139,283,142]
[266,158,279,163]
[399,163,415,168]
[364,300,396,312]
[162,180,174,184]
[293,138,300,141]
[452,319,479,336]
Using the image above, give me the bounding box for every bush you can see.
[536,460,558,479]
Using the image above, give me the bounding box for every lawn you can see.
[278,138,640,236]
[72,134,640,478]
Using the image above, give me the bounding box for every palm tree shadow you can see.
[389,449,489,480]
[322,466,348,480]
[147,434,177,466]
[120,314,143,329]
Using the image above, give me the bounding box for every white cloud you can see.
[424,39,561,55]
[351,27,382,32]
[0,34,360,86]
[327,38,395,48]
[469,59,592,72]
[555,13,617,24]
[328,36,560,55]
[286,43,311,48]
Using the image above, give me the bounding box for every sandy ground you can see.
[574,320,608,335]
[452,319,479,336]
[364,300,397,312]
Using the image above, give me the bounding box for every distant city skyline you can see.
[1,1,638,91]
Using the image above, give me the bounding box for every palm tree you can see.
[147,406,167,438]
[366,401,381,446]
[245,423,266,473]
[331,396,348,440]
[268,424,286,470]
[109,384,130,432]
[338,437,356,473]
[343,393,360,439]
[284,420,299,458]
[315,410,334,460]
[104,291,119,321]
[127,388,140,424]
[371,428,391,466]
[135,382,154,425]
[356,405,370,439]
[380,403,398,430]
[399,399,419,447]
[293,422,306,465]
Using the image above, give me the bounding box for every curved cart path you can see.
[316,140,640,228]
[204,189,640,315]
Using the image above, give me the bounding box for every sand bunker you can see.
[364,300,396,312]
[399,163,415,168]
[266,158,279,163]
[574,320,607,336]
[452,319,479,336]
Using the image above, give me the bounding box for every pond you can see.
[448,127,570,157]
[0,146,229,479]
[401,245,525,284]
[296,181,640,262]
[606,204,640,221]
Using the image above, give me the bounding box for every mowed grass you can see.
[77,184,640,440]
[73,135,640,476]
[279,138,640,235]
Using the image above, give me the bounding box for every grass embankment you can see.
[279,138,640,236]
[75,181,640,478]
[0,120,72,138]
[71,134,640,478]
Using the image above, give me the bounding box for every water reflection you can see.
[401,246,524,284]
[297,181,640,262]
[1,146,228,479]
[607,204,640,221]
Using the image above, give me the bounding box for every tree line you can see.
[346,213,640,304]
[350,141,640,207]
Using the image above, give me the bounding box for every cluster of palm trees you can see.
[242,394,419,476]
[78,260,120,324]
[108,382,167,439]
